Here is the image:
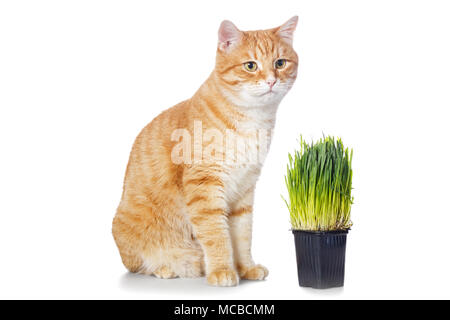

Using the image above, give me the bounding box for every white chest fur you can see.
[221,109,276,207]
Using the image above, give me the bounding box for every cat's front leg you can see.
[229,193,269,281]
[183,170,239,287]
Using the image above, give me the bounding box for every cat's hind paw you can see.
[207,268,239,287]
[153,266,178,279]
[239,264,269,281]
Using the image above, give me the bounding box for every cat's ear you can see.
[218,20,241,51]
[276,16,298,45]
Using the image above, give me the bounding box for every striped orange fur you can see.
[112,17,298,286]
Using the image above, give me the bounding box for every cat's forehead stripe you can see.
[245,31,282,61]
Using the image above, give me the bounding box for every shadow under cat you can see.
[119,272,262,294]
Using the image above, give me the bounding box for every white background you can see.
[1,0,449,299]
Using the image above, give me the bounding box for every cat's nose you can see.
[266,79,277,89]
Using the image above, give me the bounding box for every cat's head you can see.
[215,16,299,108]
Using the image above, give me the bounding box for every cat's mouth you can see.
[260,90,276,96]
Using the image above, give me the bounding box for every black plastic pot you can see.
[292,229,349,289]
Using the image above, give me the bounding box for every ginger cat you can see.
[112,17,298,286]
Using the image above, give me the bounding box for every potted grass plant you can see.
[283,136,354,289]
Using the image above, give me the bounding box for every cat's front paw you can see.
[238,264,269,280]
[207,268,239,287]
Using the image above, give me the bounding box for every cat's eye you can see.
[275,59,287,69]
[244,61,258,72]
